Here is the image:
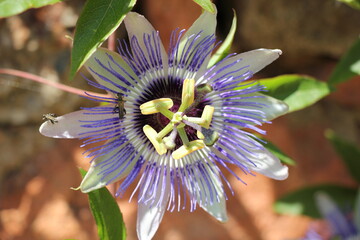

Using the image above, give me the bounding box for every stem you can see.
[177,127,190,147]
[156,123,174,140]
[0,68,109,98]
[108,32,116,51]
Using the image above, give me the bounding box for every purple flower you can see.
[40,6,289,240]
[303,191,360,240]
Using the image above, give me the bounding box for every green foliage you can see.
[274,184,358,218]
[208,10,237,67]
[70,0,137,79]
[265,140,296,166]
[328,38,360,85]
[192,0,215,13]
[259,74,331,113]
[326,130,360,183]
[0,0,61,17]
[79,169,126,240]
[338,0,360,10]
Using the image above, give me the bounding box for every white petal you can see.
[124,12,168,70]
[201,193,228,222]
[80,145,137,193]
[251,93,289,121]
[242,147,288,180]
[198,165,228,222]
[137,202,167,240]
[137,166,170,240]
[39,108,114,138]
[180,5,217,47]
[203,49,282,83]
[180,5,217,76]
[85,48,138,94]
[214,140,289,180]
[182,151,228,222]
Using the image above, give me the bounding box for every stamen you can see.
[172,140,205,160]
[199,105,214,129]
[177,127,190,146]
[186,105,214,128]
[178,79,195,112]
[140,78,217,159]
[143,125,167,155]
[156,123,174,140]
[140,98,174,119]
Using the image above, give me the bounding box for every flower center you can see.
[140,79,218,159]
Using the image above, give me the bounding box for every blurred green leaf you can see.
[0,0,61,17]
[265,140,296,166]
[274,184,357,218]
[328,38,360,85]
[192,0,215,13]
[70,0,137,79]
[326,130,360,183]
[259,74,331,113]
[79,169,126,240]
[350,59,360,74]
[208,10,237,67]
[338,0,360,10]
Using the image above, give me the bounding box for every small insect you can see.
[42,113,58,124]
[113,94,126,119]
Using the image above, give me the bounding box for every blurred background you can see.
[0,0,359,239]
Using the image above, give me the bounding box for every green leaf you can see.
[350,59,360,74]
[70,0,137,79]
[338,0,360,10]
[192,0,215,13]
[0,0,62,17]
[208,10,237,67]
[79,169,126,240]
[264,140,296,166]
[326,130,360,183]
[328,38,360,85]
[274,184,358,218]
[259,74,331,113]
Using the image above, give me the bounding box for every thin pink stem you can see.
[0,68,110,99]
[108,32,116,51]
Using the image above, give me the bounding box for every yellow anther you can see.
[178,79,195,112]
[186,105,215,128]
[172,140,205,160]
[140,98,173,115]
[200,105,215,129]
[143,125,167,155]
[197,131,205,139]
